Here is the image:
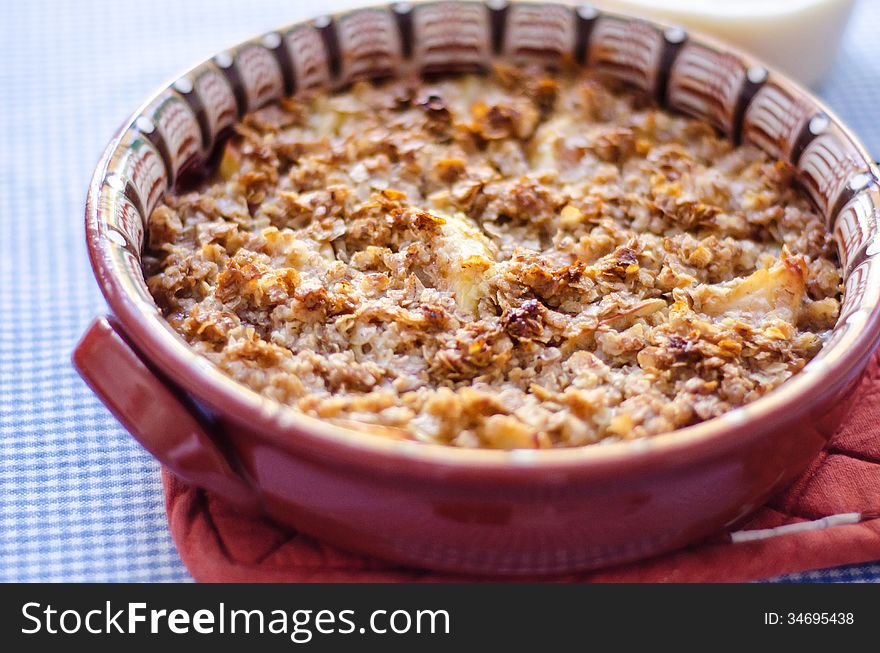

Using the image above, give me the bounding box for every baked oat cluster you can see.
[145,64,841,449]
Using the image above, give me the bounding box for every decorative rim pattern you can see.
[87,1,880,468]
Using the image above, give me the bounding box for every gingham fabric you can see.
[1,0,878,583]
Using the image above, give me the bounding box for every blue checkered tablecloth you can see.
[1,0,878,583]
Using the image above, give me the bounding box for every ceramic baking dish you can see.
[74,1,880,575]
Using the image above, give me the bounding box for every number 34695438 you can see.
[764,613,854,625]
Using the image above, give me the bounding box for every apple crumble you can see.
[144,64,841,449]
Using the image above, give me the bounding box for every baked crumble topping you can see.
[145,64,841,449]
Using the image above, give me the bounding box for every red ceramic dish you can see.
[74,1,880,575]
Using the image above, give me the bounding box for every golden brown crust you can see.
[145,64,840,449]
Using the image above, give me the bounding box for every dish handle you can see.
[72,316,260,511]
